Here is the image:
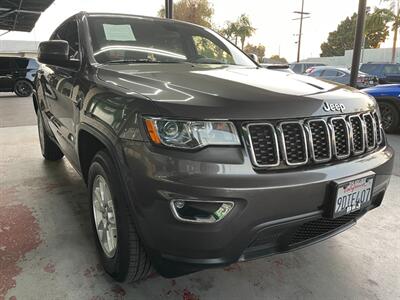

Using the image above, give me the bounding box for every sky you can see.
[0,0,396,62]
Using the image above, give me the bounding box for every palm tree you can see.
[220,14,256,50]
[381,0,400,63]
[236,14,256,50]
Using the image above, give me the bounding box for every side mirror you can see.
[247,53,259,63]
[38,40,78,69]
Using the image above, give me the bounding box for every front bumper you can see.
[120,141,394,277]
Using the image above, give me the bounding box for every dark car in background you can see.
[260,63,294,73]
[360,63,400,84]
[290,62,326,74]
[363,84,400,133]
[34,12,394,282]
[307,66,378,89]
[0,57,39,97]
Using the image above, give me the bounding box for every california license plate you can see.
[331,172,375,218]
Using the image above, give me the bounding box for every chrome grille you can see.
[349,115,365,154]
[245,111,383,169]
[279,122,308,165]
[306,120,331,162]
[373,112,382,144]
[363,113,376,150]
[330,117,350,159]
[247,123,280,167]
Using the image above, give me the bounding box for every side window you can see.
[360,64,380,75]
[52,20,80,60]
[383,65,400,74]
[0,58,11,70]
[310,69,323,77]
[15,58,29,69]
[336,71,346,77]
[192,36,234,64]
[322,69,338,77]
[292,64,302,73]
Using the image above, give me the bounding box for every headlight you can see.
[144,117,240,149]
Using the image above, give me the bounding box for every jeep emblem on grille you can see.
[323,102,346,113]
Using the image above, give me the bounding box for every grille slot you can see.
[247,123,279,167]
[373,112,382,145]
[349,115,365,154]
[280,122,308,165]
[330,117,350,159]
[307,120,331,162]
[363,113,376,150]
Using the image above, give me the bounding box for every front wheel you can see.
[14,80,33,97]
[88,150,152,282]
[379,102,399,133]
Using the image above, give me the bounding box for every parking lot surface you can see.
[1,94,399,299]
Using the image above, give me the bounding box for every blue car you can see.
[363,84,400,133]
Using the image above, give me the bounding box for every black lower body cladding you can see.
[119,140,394,277]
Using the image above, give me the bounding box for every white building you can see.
[301,47,400,67]
[0,40,40,58]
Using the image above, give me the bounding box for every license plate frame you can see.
[329,171,375,219]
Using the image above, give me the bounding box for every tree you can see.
[220,14,256,49]
[268,55,288,64]
[220,21,239,45]
[320,9,392,57]
[381,0,400,62]
[244,43,266,61]
[158,0,214,28]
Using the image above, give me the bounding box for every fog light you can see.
[170,200,234,223]
[174,200,185,209]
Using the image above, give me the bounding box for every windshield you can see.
[88,15,255,66]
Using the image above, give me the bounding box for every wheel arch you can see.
[32,90,38,113]
[77,124,118,184]
[375,96,400,114]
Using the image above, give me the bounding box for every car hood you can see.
[363,84,400,94]
[97,64,376,120]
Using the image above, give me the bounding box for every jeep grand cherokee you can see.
[33,12,394,282]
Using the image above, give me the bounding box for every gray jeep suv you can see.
[33,12,394,282]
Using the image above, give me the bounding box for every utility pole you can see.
[165,0,173,19]
[391,1,399,63]
[361,6,371,64]
[350,0,367,88]
[293,0,310,62]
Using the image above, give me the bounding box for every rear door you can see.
[0,57,15,91]
[320,69,341,83]
[40,18,81,167]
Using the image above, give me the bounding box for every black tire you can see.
[37,111,64,161]
[14,80,33,97]
[88,150,152,282]
[379,102,399,133]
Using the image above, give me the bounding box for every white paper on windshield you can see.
[103,24,136,41]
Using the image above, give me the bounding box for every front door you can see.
[41,17,81,167]
[0,57,15,92]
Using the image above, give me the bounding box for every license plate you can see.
[331,172,375,218]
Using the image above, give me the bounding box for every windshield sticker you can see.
[103,24,136,41]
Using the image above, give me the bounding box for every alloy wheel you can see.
[92,175,118,258]
[379,103,394,131]
[15,81,32,97]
